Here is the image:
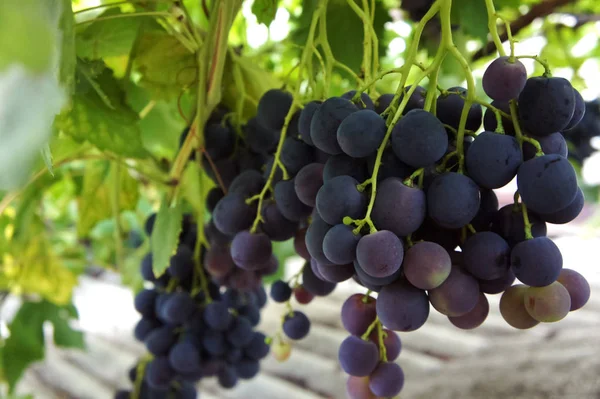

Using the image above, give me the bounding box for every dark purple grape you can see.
[134,317,160,341]
[436,87,482,131]
[427,172,480,229]
[283,311,311,339]
[134,289,158,317]
[465,131,522,189]
[161,293,196,325]
[234,358,260,379]
[244,332,270,360]
[324,154,368,182]
[205,244,234,278]
[448,292,489,329]
[230,231,272,271]
[213,194,255,236]
[168,341,201,373]
[229,170,264,198]
[371,177,425,236]
[356,231,404,279]
[310,97,358,154]
[369,362,405,397]
[316,261,355,283]
[375,93,395,114]
[316,175,367,225]
[203,301,233,331]
[538,187,584,225]
[281,137,316,175]
[367,148,414,181]
[341,294,377,335]
[337,109,386,158]
[523,132,567,160]
[511,236,562,287]
[482,56,527,101]
[305,215,332,264]
[557,268,590,311]
[145,326,176,356]
[226,317,254,347]
[479,268,516,294]
[564,88,585,130]
[429,265,480,317]
[376,279,429,331]
[274,179,313,222]
[338,335,379,377]
[298,101,321,146]
[145,356,175,389]
[302,262,336,296]
[490,204,547,247]
[218,366,238,389]
[323,224,361,265]
[294,163,324,207]
[463,232,511,280]
[403,241,451,290]
[257,89,293,130]
[483,100,515,135]
[270,280,292,303]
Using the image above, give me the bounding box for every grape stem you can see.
[517,55,552,77]
[361,316,380,340]
[375,319,388,362]
[521,202,534,240]
[110,161,125,272]
[362,290,372,303]
[403,168,425,188]
[484,0,508,57]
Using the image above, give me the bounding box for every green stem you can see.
[521,202,534,240]
[110,161,124,271]
[362,290,372,303]
[361,316,380,340]
[76,11,173,25]
[484,0,507,57]
[403,168,425,187]
[516,55,552,77]
[376,319,387,361]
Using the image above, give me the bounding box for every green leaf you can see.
[59,0,76,94]
[151,197,183,276]
[452,0,489,43]
[134,31,197,99]
[76,9,145,60]
[252,0,279,26]
[181,162,215,215]
[2,300,84,393]
[292,0,390,74]
[40,144,55,177]
[55,61,148,158]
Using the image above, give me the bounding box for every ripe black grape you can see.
[436,87,483,131]
[490,204,547,247]
[294,163,324,207]
[323,224,361,265]
[298,101,321,146]
[511,236,563,287]
[230,231,272,271]
[538,187,584,225]
[257,89,293,130]
[482,56,527,101]
[302,262,336,296]
[463,232,511,281]
[205,244,235,278]
[428,265,480,317]
[483,100,515,135]
[391,109,448,168]
[261,202,299,242]
[524,282,571,322]
[204,123,235,161]
[324,154,368,182]
[229,170,265,198]
[478,268,515,295]
[168,246,194,281]
[283,311,311,339]
[338,335,379,377]
[376,279,429,331]
[564,87,585,130]
[403,241,451,290]
[305,214,333,264]
[557,268,590,311]
[218,366,238,389]
[375,93,394,114]
[168,341,202,373]
[341,294,377,335]
[427,172,480,229]
[517,154,578,214]
[273,179,312,222]
[145,356,175,389]
[368,147,414,181]
[465,131,522,189]
[518,76,575,136]
[522,132,567,161]
[371,177,426,236]
[134,289,158,317]
[145,326,177,356]
[134,317,160,341]
[161,293,196,325]
[270,280,292,303]
[341,90,375,110]
[213,194,255,236]
[202,330,227,356]
[369,362,405,397]
[356,231,404,279]
[448,292,489,330]
[281,137,315,175]
[315,175,367,225]
[227,317,254,347]
[337,109,386,158]
[310,97,358,154]
[399,85,427,113]
[244,332,270,360]
[234,358,260,379]
[206,187,224,213]
[203,301,233,331]
[245,117,279,154]
[140,253,156,282]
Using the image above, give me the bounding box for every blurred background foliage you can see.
[1,1,600,389]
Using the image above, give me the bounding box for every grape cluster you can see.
[563,99,600,162]
[115,215,270,399]
[240,55,590,398]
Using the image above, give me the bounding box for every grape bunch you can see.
[563,99,600,163]
[114,214,271,399]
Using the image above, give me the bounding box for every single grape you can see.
[134,317,160,341]
[500,284,540,329]
[391,109,448,168]
[167,246,194,281]
[140,253,156,282]
[478,268,516,295]
[341,90,375,110]
[354,261,403,288]
[244,332,270,361]
[283,311,311,340]
[206,187,224,213]
[213,194,255,236]
[490,204,547,247]
[466,131,522,189]
[338,335,380,377]
[145,356,175,389]
[229,170,265,198]
[316,175,367,225]
[305,215,333,264]
[538,188,584,225]
[281,137,316,175]
[323,224,361,265]
[134,289,158,317]
[145,326,177,356]
[368,328,402,361]
[517,154,578,214]
[205,244,235,278]
[302,262,337,296]
[369,362,405,397]
[429,265,480,317]
[315,260,355,283]
[168,341,201,373]
[483,100,515,135]
[204,122,235,161]
[511,236,563,287]
[202,157,239,189]
[261,202,299,242]
[436,87,483,131]
[341,294,377,335]
[346,376,377,399]
[298,100,322,146]
[294,228,311,260]
[324,153,368,182]
[399,85,427,113]
[557,268,591,311]
[227,317,254,347]
[270,280,292,303]
[294,163,324,207]
[239,303,261,326]
[427,172,481,229]
[230,230,272,271]
[375,93,395,114]
[274,179,313,222]
[564,87,585,130]
[371,177,426,237]
[337,109,386,158]
[293,285,315,304]
[161,293,196,325]
[367,147,414,182]
[203,301,233,331]
[448,292,489,329]
[310,97,358,154]
[218,366,238,389]
[518,76,575,136]
[482,56,527,101]
[403,241,451,290]
[257,89,293,130]
[376,279,429,331]
[523,132,568,161]
[201,329,227,356]
[356,231,404,279]
[524,282,571,322]
[463,232,511,281]
[235,358,261,379]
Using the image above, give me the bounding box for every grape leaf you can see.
[59,0,76,94]
[134,31,197,99]
[292,0,390,74]
[2,300,84,393]
[76,8,146,60]
[55,61,148,158]
[452,0,489,43]
[151,197,183,276]
[252,0,279,26]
